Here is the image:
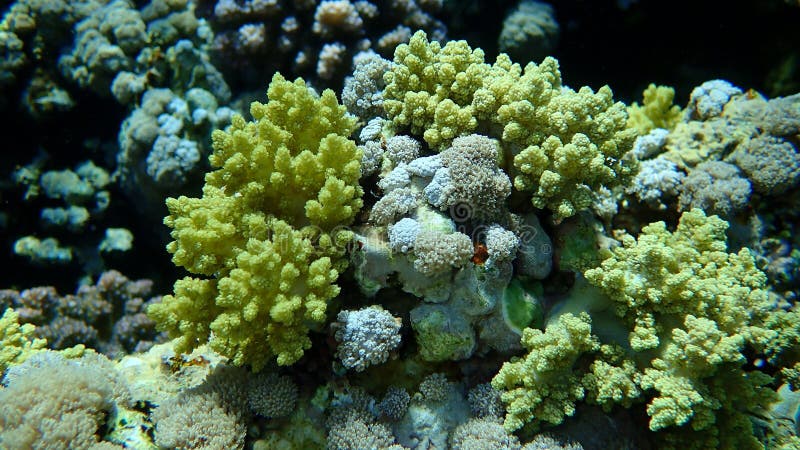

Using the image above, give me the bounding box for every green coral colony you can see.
[2,13,800,450]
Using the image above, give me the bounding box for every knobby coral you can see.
[148,73,363,369]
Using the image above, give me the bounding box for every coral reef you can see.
[1,5,799,450]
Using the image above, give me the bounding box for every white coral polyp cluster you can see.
[334,306,402,371]
[312,0,364,37]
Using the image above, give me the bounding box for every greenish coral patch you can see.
[501,278,544,334]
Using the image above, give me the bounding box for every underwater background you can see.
[1,0,800,448]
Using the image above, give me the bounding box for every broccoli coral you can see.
[491,312,600,431]
[383,31,486,149]
[382,31,636,219]
[581,209,780,437]
[148,73,363,369]
[584,209,771,352]
[491,210,784,446]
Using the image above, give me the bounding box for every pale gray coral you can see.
[327,385,377,428]
[206,0,445,89]
[358,117,388,176]
[376,25,412,54]
[684,79,742,121]
[235,22,267,53]
[212,0,282,20]
[38,161,110,207]
[247,372,298,418]
[370,187,419,225]
[152,386,246,449]
[49,0,212,103]
[0,350,134,449]
[418,372,451,403]
[98,227,134,253]
[631,128,669,159]
[388,217,421,253]
[360,116,387,142]
[413,230,473,276]
[678,160,751,217]
[378,386,411,421]
[378,163,412,192]
[485,225,519,263]
[0,29,26,87]
[151,365,249,448]
[467,383,504,419]
[334,306,402,372]
[57,0,142,94]
[326,414,399,450]
[451,418,521,450]
[758,93,800,136]
[360,141,384,177]
[117,86,232,218]
[13,236,73,265]
[386,135,421,166]
[40,205,91,232]
[731,134,800,195]
[522,434,584,450]
[313,0,364,38]
[395,370,470,449]
[430,135,512,222]
[343,50,392,120]
[145,135,201,187]
[726,91,800,137]
[627,156,685,208]
[498,0,559,64]
[407,154,443,178]
[591,186,618,221]
[317,41,348,80]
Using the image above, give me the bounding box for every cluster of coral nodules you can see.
[148,73,363,370]
[383,31,637,219]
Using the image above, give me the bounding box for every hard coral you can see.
[383,30,636,219]
[148,73,363,369]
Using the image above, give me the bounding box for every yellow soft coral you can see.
[383,31,487,149]
[0,308,47,375]
[491,312,600,431]
[627,83,682,134]
[383,31,636,219]
[149,73,363,370]
[584,208,772,351]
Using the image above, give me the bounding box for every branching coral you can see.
[491,312,599,431]
[148,73,363,369]
[627,84,682,135]
[492,210,784,448]
[383,30,636,219]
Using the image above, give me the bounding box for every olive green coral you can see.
[148,73,363,370]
